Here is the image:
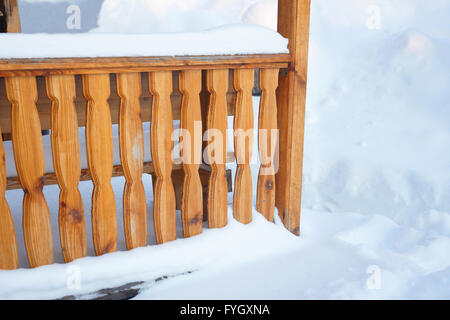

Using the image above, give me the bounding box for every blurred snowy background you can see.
[1,0,450,299]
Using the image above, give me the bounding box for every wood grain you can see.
[3,0,21,33]
[149,71,176,244]
[276,0,311,235]
[6,152,236,190]
[5,76,53,268]
[117,72,147,250]
[0,75,237,135]
[82,74,117,255]
[256,69,279,222]
[0,54,290,77]
[205,69,228,228]
[179,70,203,237]
[0,128,18,270]
[233,69,254,224]
[46,75,86,262]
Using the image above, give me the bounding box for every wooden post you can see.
[276,0,311,236]
[0,0,21,33]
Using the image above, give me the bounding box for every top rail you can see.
[0,54,291,77]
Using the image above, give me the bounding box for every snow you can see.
[0,205,299,299]
[1,0,450,300]
[0,24,288,59]
[94,0,276,33]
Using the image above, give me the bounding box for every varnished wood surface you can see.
[2,0,21,33]
[5,76,53,268]
[6,152,235,190]
[205,69,228,228]
[150,71,176,244]
[0,128,18,269]
[233,69,254,224]
[179,70,203,237]
[46,74,86,262]
[117,72,147,250]
[0,75,237,135]
[256,69,279,222]
[83,74,117,255]
[0,54,290,77]
[276,0,311,235]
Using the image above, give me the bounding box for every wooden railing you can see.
[0,0,310,270]
[0,55,289,269]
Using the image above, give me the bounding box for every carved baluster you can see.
[5,76,53,267]
[47,74,86,262]
[205,70,228,228]
[233,69,254,224]
[149,71,176,244]
[256,69,279,221]
[179,70,203,237]
[0,128,18,270]
[117,72,147,249]
[82,74,117,255]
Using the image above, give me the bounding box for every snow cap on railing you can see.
[0,24,288,59]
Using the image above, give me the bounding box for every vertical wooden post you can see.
[276,0,311,235]
[257,68,279,222]
[6,76,53,267]
[47,75,87,262]
[82,74,117,256]
[0,0,21,33]
[205,70,228,229]
[179,70,203,238]
[0,128,18,270]
[117,72,148,250]
[233,69,254,224]
[149,71,177,244]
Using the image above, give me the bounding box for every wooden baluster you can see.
[256,69,279,221]
[117,73,147,249]
[46,75,86,262]
[5,76,53,267]
[233,69,254,224]
[0,128,18,270]
[82,74,117,255]
[205,70,228,228]
[179,70,203,237]
[149,71,176,244]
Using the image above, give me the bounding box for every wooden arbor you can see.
[0,0,311,270]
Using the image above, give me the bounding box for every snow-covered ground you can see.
[1,0,449,299]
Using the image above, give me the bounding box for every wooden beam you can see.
[7,161,178,191]
[276,0,311,236]
[5,154,236,191]
[1,0,21,33]
[0,75,237,135]
[0,54,290,77]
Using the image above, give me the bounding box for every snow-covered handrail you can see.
[0,24,289,59]
[0,53,290,76]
